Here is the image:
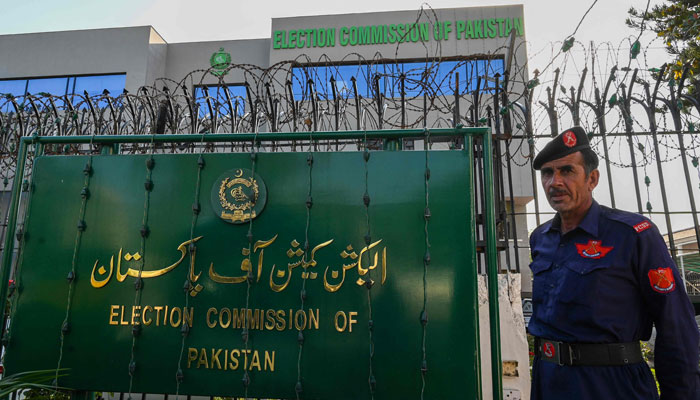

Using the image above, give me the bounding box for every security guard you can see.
[528,127,700,399]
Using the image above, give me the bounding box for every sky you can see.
[0,0,664,47]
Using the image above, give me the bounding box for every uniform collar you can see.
[544,200,600,236]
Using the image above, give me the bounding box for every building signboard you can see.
[272,17,524,50]
[6,150,481,398]
[269,5,526,64]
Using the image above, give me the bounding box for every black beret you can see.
[533,126,591,170]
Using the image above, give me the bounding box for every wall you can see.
[0,26,154,94]
[163,38,270,90]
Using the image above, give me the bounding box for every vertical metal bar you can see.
[454,72,460,126]
[202,86,215,133]
[223,85,236,134]
[308,79,318,132]
[619,76,643,213]
[285,80,297,133]
[493,75,500,134]
[523,88,541,227]
[504,139,521,272]
[330,76,339,132]
[597,131,616,208]
[245,84,255,131]
[423,95,427,129]
[493,136,511,271]
[475,136,486,274]
[482,129,503,400]
[400,74,406,129]
[265,83,276,133]
[0,140,27,336]
[352,77,360,131]
[374,76,383,130]
[464,134,483,400]
[621,121,643,214]
[648,118,678,262]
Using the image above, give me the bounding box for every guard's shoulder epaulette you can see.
[601,206,652,233]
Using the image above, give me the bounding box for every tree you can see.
[627,0,700,80]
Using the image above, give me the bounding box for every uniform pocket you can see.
[563,261,610,275]
[559,262,611,304]
[530,260,552,305]
[530,259,552,275]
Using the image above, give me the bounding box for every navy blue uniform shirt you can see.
[529,201,699,400]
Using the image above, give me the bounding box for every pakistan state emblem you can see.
[211,168,267,224]
[209,47,231,76]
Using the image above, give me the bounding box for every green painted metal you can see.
[482,134,503,400]
[0,140,28,317]
[21,128,490,145]
[464,134,483,400]
[4,148,490,399]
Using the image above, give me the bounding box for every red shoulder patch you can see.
[648,267,676,293]
[575,240,613,259]
[633,221,651,233]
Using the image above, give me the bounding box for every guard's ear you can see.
[588,169,600,191]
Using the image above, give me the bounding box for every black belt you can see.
[534,337,643,366]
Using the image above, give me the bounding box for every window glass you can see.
[368,63,402,98]
[292,66,335,100]
[466,59,505,93]
[0,80,27,112]
[330,64,365,99]
[290,67,308,100]
[310,65,333,100]
[26,77,69,97]
[0,79,27,97]
[0,74,126,110]
[194,84,246,118]
[435,61,460,95]
[402,62,430,97]
[292,64,368,100]
[73,74,126,98]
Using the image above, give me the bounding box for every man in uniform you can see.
[528,126,699,399]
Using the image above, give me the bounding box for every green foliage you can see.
[527,333,535,370]
[627,0,700,80]
[21,388,70,400]
[0,369,68,398]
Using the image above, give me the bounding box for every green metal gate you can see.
[0,128,503,400]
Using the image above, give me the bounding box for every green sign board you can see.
[6,150,479,398]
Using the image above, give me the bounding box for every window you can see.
[0,74,126,110]
[193,84,247,118]
[73,75,126,98]
[290,58,505,100]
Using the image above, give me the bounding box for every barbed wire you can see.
[0,6,698,183]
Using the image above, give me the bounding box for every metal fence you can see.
[1,40,699,295]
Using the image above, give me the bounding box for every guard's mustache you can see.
[548,189,567,197]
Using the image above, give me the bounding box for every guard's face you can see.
[540,152,599,214]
